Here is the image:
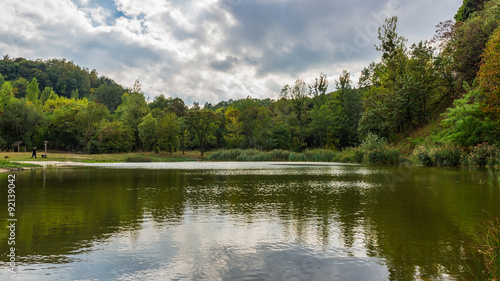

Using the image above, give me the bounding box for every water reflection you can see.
[0,163,498,280]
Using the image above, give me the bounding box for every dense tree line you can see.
[0,0,499,155]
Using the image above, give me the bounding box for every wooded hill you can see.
[0,0,499,165]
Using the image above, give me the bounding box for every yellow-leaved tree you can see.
[478,25,500,118]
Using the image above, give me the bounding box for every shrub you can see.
[340,147,365,163]
[413,146,434,167]
[361,133,387,151]
[432,145,463,167]
[365,147,401,165]
[467,144,500,167]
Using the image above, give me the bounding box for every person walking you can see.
[31,147,37,159]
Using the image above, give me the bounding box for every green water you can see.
[0,162,499,280]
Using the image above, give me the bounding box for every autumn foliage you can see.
[478,25,500,118]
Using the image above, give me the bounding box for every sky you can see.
[0,0,462,105]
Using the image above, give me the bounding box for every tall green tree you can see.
[336,71,363,147]
[138,113,159,152]
[157,113,179,154]
[96,120,134,153]
[0,81,15,112]
[115,88,150,149]
[186,107,218,156]
[223,107,246,148]
[26,77,41,107]
[309,99,342,149]
[0,99,45,148]
[75,102,110,153]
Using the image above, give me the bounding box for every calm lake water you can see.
[1,162,499,281]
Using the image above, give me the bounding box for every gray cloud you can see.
[0,0,462,104]
[210,56,239,72]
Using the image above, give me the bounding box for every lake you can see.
[1,162,499,280]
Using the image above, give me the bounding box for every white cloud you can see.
[0,0,462,104]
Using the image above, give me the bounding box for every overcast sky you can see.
[0,0,461,105]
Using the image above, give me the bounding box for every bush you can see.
[467,144,500,167]
[361,133,387,151]
[365,147,401,165]
[413,145,464,167]
[339,147,365,163]
[432,145,463,167]
[413,146,434,167]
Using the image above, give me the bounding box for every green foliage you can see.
[0,160,41,169]
[455,0,486,22]
[96,120,134,153]
[0,81,15,111]
[223,107,246,148]
[432,146,463,167]
[92,82,126,112]
[40,87,56,105]
[26,77,41,106]
[186,107,218,156]
[413,146,434,167]
[357,133,401,165]
[365,148,401,165]
[208,148,340,162]
[43,96,89,151]
[149,95,187,117]
[414,145,463,167]
[451,0,500,87]
[0,99,45,149]
[309,100,341,149]
[440,87,499,147]
[157,113,179,154]
[138,113,158,152]
[340,147,366,163]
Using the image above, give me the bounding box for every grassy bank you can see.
[0,159,41,170]
[0,151,202,164]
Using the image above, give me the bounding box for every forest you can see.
[0,0,499,167]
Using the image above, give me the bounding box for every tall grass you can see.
[124,156,152,162]
[208,149,340,162]
[471,217,500,280]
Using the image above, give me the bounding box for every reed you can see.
[472,217,500,280]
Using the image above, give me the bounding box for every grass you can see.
[471,217,500,280]
[208,148,343,162]
[0,151,202,164]
[0,159,41,170]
